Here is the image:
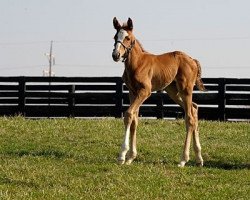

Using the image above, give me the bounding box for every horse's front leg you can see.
[125,110,138,165]
[118,88,150,165]
[118,110,134,165]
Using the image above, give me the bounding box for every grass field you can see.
[0,117,249,199]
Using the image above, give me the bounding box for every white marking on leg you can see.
[192,103,203,166]
[126,133,137,165]
[179,113,193,167]
[118,125,130,164]
[179,131,192,167]
[193,130,203,166]
[178,161,186,168]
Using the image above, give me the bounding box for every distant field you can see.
[0,117,249,199]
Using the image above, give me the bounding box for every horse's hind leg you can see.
[165,83,189,166]
[178,91,194,167]
[165,83,191,166]
[166,82,203,167]
[165,82,184,108]
[178,83,204,167]
[192,103,203,166]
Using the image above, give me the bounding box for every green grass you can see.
[0,117,249,199]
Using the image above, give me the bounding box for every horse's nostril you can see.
[112,52,120,61]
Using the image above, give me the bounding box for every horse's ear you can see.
[113,17,121,30]
[127,17,133,30]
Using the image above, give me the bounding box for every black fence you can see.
[0,76,249,121]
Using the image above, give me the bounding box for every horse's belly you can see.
[151,67,177,91]
[151,78,173,91]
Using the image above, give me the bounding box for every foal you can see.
[112,17,205,167]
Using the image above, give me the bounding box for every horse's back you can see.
[151,51,198,90]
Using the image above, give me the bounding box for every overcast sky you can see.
[0,0,249,78]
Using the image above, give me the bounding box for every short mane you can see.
[136,39,147,53]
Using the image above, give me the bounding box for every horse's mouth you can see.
[112,53,120,62]
[113,57,120,62]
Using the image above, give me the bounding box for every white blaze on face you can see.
[114,29,128,51]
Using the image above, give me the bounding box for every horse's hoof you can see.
[118,159,125,165]
[196,162,203,167]
[125,159,133,165]
[178,161,186,168]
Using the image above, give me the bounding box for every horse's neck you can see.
[125,40,144,70]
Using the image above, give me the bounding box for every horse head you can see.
[112,17,135,62]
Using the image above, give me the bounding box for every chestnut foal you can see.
[112,17,205,167]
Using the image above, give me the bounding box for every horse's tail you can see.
[194,59,206,91]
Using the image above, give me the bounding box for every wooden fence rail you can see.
[0,76,249,121]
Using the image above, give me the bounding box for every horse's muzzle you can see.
[112,50,120,62]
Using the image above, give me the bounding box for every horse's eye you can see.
[125,36,130,41]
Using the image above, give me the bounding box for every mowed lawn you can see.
[0,117,249,199]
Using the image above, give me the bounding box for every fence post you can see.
[18,76,26,116]
[68,85,75,117]
[115,78,123,118]
[156,90,164,119]
[218,78,226,121]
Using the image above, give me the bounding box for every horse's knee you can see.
[185,115,197,133]
[130,117,138,132]
[186,114,195,126]
[192,102,198,110]
[192,103,198,117]
[124,111,134,124]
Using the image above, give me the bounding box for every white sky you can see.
[0,0,250,78]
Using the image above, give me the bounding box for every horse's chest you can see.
[123,74,142,94]
[125,77,139,93]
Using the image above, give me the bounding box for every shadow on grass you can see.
[135,157,250,170]
[0,176,39,188]
[1,149,116,164]
[204,160,250,170]
[3,149,71,159]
